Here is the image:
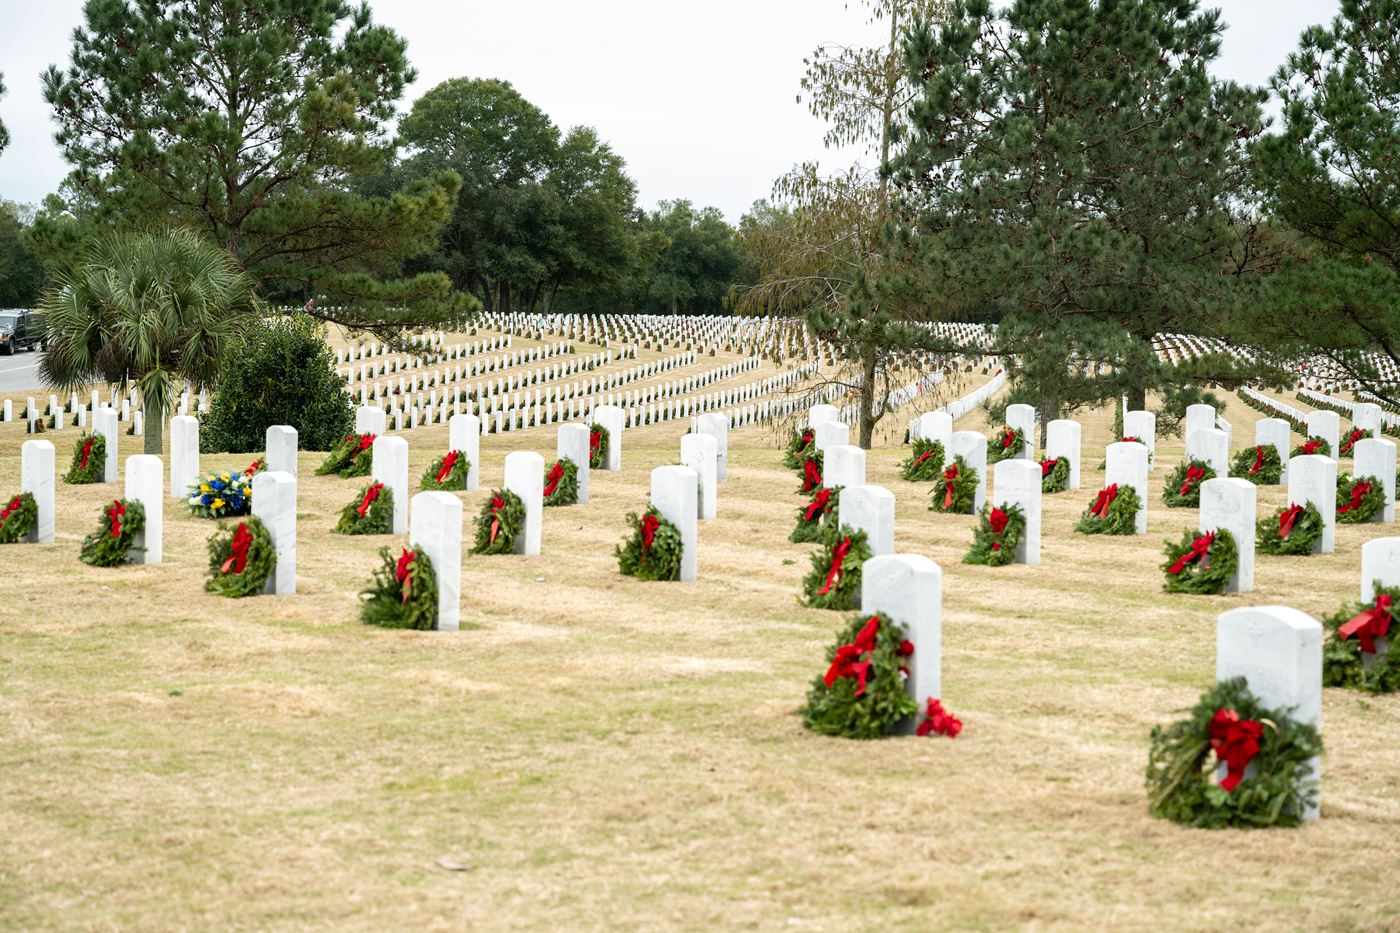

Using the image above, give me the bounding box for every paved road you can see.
[0,350,46,394]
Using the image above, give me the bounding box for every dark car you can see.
[0,310,43,355]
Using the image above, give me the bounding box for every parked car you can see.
[0,310,43,355]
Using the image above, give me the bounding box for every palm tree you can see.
[39,228,257,455]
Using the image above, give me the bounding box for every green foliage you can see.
[790,486,840,544]
[0,492,38,544]
[987,426,1024,463]
[543,458,580,507]
[1162,459,1216,508]
[783,428,816,471]
[801,611,919,740]
[202,314,353,454]
[1339,428,1374,457]
[204,517,276,598]
[472,489,526,555]
[420,450,470,491]
[1075,483,1142,536]
[796,450,825,495]
[0,201,45,307]
[316,434,376,478]
[1230,445,1282,486]
[615,507,685,582]
[63,432,105,484]
[929,455,977,515]
[1162,528,1238,596]
[79,498,144,568]
[1336,473,1387,524]
[588,424,609,469]
[1041,457,1070,494]
[1255,502,1324,557]
[1322,588,1400,693]
[333,483,394,535]
[360,546,440,630]
[900,438,944,481]
[801,523,873,610]
[1291,436,1331,458]
[963,503,1025,567]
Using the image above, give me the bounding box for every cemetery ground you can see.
[2,337,1399,930]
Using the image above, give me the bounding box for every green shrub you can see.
[202,314,352,453]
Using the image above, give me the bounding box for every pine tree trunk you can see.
[1038,397,1058,450]
[858,350,878,450]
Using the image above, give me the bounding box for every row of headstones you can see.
[6,387,205,431]
[1299,388,1400,433]
[347,343,601,396]
[337,333,508,365]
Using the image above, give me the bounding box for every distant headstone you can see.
[680,432,718,521]
[1045,419,1081,490]
[807,404,839,430]
[1105,441,1149,534]
[1305,409,1341,457]
[1123,410,1157,469]
[1287,454,1337,553]
[265,425,298,478]
[1353,437,1396,523]
[558,423,592,504]
[1360,537,1400,601]
[825,445,867,489]
[592,404,625,472]
[20,440,55,544]
[948,431,988,513]
[814,420,849,453]
[448,413,481,491]
[95,408,119,483]
[1187,428,1229,475]
[354,405,387,436]
[169,415,200,499]
[1005,403,1037,460]
[504,451,544,556]
[697,413,730,482]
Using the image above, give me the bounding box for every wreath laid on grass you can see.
[472,489,526,555]
[204,517,276,598]
[1322,588,1400,693]
[790,486,839,544]
[1336,473,1386,523]
[334,482,394,535]
[1162,459,1215,508]
[543,458,580,507]
[801,524,873,610]
[1146,677,1321,829]
[315,433,376,478]
[420,450,469,491]
[1230,445,1282,486]
[1340,427,1374,457]
[1291,436,1330,458]
[800,611,918,739]
[1255,502,1323,556]
[243,458,267,477]
[784,428,816,471]
[900,439,945,481]
[1162,527,1238,595]
[963,503,1026,566]
[79,498,144,567]
[1075,483,1141,536]
[360,546,440,630]
[186,468,255,519]
[797,451,825,495]
[616,506,684,581]
[988,425,1024,463]
[0,492,38,544]
[589,423,610,469]
[929,457,978,515]
[1040,457,1070,494]
[64,432,105,484]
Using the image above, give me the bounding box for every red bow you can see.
[221,522,252,574]
[804,487,832,522]
[590,430,602,453]
[356,433,376,453]
[1090,484,1118,518]
[640,513,660,564]
[1179,465,1206,496]
[816,536,853,595]
[1168,531,1215,575]
[1001,428,1016,449]
[1249,446,1265,475]
[823,615,879,697]
[917,698,962,738]
[107,500,126,539]
[1278,503,1304,538]
[1338,481,1374,515]
[489,495,505,545]
[395,547,415,605]
[802,457,822,493]
[1121,436,1140,444]
[942,463,960,510]
[1342,429,1366,454]
[356,482,383,518]
[1339,594,1394,654]
[1,494,20,519]
[1209,708,1264,793]
[436,450,459,483]
[544,460,565,497]
[80,436,94,469]
[245,458,264,476]
[914,450,937,466]
[989,507,1009,551]
[1039,458,1058,477]
[1300,440,1322,455]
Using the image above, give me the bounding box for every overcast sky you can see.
[0,0,1341,222]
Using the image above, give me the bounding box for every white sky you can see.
[0,0,1341,222]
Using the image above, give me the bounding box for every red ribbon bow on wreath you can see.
[1121,436,1140,444]
[804,487,832,522]
[816,536,853,595]
[488,495,506,545]
[1167,531,1215,575]
[942,463,960,510]
[1090,484,1118,518]
[435,450,459,483]
[823,615,879,697]
[1249,446,1265,475]
[1001,429,1016,449]
[640,513,660,565]
[989,507,1010,551]
[1339,593,1394,654]
[590,430,602,454]
[1209,708,1264,793]
[1179,465,1206,496]
[1342,429,1366,454]
[355,433,376,454]
[1300,440,1322,455]
[221,522,252,574]
[1338,481,1374,515]
[244,458,264,476]
[107,500,126,539]
[80,436,94,469]
[0,494,20,533]
[1278,503,1304,538]
[356,482,383,518]
[395,547,415,605]
[917,698,962,738]
[914,449,937,466]
[1040,458,1059,477]
[802,457,822,493]
[544,461,565,498]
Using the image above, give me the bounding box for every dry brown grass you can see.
[1,339,1399,931]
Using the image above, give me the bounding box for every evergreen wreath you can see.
[1322,588,1400,693]
[783,427,816,471]
[1255,501,1324,556]
[900,438,945,481]
[1339,427,1374,457]
[615,506,684,581]
[1336,473,1386,524]
[1161,527,1238,595]
[1290,436,1330,458]
[796,450,825,495]
[1162,458,1216,508]
[472,489,526,555]
[1040,456,1070,494]
[589,423,610,469]
[334,482,395,535]
[800,611,918,739]
[963,503,1026,566]
[1230,445,1282,486]
[801,523,873,610]
[315,432,376,478]
[204,517,276,598]
[929,456,978,515]
[420,450,470,491]
[64,432,105,484]
[0,492,38,544]
[1146,677,1322,829]
[360,545,440,630]
[80,498,145,567]
[790,485,840,544]
[987,425,1025,463]
[1075,483,1141,536]
[543,458,580,507]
